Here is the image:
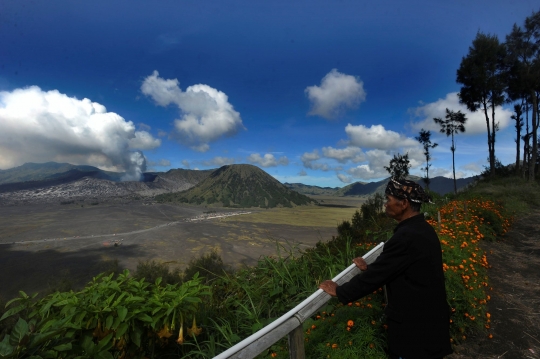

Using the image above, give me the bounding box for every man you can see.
[319,178,452,359]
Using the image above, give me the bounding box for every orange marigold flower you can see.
[347,320,354,327]
[331,343,338,349]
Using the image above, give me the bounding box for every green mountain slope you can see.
[156,164,317,208]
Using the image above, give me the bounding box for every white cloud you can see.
[345,124,418,150]
[411,92,513,135]
[337,173,352,183]
[301,150,321,169]
[247,153,289,167]
[142,71,245,152]
[322,146,365,163]
[181,160,190,168]
[305,69,366,120]
[202,156,236,167]
[301,150,332,171]
[429,167,455,178]
[347,149,393,180]
[298,169,307,176]
[128,130,161,150]
[0,86,160,180]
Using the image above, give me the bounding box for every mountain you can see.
[283,183,339,196]
[156,164,317,208]
[427,176,477,195]
[0,162,120,185]
[285,175,477,198]
[0,162,215,205]
[334,175,475,197]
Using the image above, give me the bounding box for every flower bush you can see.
[264,197,512,358]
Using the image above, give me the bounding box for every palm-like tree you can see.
[415,129,438,190]
[433,109,467,195]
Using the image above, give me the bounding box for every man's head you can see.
[384,178,431,221]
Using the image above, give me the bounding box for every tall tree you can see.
[505,11,540,181]
[511,103,524,174]
[433,109,467,195]
[415,129,438,190]
[457,32,506,178]
[384,153,411,181]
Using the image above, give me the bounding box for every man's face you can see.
[384,194,406,220]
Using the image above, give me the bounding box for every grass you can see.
[221,205,362,228]
[463,176,540,215]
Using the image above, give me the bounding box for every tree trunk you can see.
[523,102,530,179]
[452,134,457,195]
[482,101,494,177]
[491,102,497,176]
[515,101,522,175]
[529,92,538,181]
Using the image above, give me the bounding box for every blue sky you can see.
[0,0,537,187]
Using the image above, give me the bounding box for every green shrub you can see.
[183,250,231,284]
[133,260,182,285]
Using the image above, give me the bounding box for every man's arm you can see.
[319,256,368,296]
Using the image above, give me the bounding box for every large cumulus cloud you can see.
[305,69,366,120]
[0,86,160,180]
[410,92,512,135]
[141,71,245,152]
[345,124,418,149]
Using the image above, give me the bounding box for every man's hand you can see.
[353,257,368,271]
[319,280,338,297]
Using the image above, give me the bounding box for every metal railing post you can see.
[287,324,305,359]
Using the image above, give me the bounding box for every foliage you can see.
[0,271,210,358]
[183,250,231,285]
[133,260,182,286]
[383,153,411,181]
[415,129,438,190]
[433,108,468,194]
[457,32,506,178]
[480,157,514,178]
[505,10,540,181]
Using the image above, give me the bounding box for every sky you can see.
[0,0,538,187]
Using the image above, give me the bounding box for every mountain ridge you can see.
[156,164,317,208]
[0,162,478,206]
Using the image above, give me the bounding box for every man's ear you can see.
[401,198,409,210]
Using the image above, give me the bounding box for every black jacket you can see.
[336,214,452,359]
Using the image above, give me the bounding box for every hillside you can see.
[156,164,317,208]
[283,183,338,196]
[0,162,216,205]
[334,175,476,196]
[0,162,121,185]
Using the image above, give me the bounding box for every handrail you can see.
[212,241,385,359]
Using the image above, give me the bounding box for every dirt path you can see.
[447,209,540,359]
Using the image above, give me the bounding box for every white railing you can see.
[212,242,385,359]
